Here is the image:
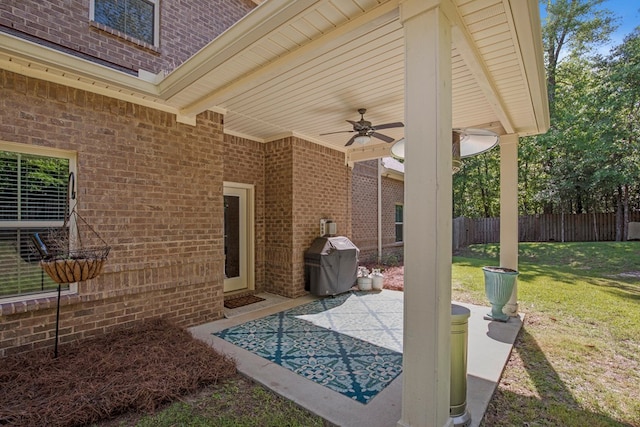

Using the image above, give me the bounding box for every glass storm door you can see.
[223,184,253,293]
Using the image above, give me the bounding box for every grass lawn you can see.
[454,242,640,427]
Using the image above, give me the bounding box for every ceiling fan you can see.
[320,108,404,146]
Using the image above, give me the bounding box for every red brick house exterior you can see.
[0,0,351,356]
[351,159,404,263]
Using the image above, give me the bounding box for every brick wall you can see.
[264,139,294,296]
[351,160,379,261]
[292,138,351,296]
[0,0,255,74]
[0,77,354,356]
[351,159,404,263]
[263,137,351,298]
[223,134,266,291]
[0,70,225,356]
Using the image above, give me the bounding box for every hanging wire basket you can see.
[31,173,111,284]
[34,209,111,283]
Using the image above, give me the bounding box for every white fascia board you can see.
[509,0,550,135]
[0,32,160,97]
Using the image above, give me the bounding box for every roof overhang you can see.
[0,0,549,160]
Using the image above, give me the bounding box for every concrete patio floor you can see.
[189,290,523,427]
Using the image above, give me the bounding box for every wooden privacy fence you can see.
[453,212,640,249]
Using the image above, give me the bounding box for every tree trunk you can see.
[480,158,491,218]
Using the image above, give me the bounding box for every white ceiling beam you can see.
[158,0,323,100]
[440,0,515,134]
[346,144,394,167]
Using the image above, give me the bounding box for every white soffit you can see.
[0,0,549,153]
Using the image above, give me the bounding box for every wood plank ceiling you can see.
[0,0,549,156]
[162,0,548,153]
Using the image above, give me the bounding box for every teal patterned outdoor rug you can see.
[213,290,404,404]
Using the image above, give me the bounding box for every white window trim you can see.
[0,285,79,304]
[89,0,160,48]
[0,140,79,302]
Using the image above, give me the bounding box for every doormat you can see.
[224,295,266,309]
[214,292,403,404]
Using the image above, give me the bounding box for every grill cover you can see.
[304,236,359,296]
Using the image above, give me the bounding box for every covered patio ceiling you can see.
[0,0,549,162]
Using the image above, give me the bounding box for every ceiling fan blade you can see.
[374,122,404,130]
[346,120,358,126]
[371,132,395,143]
[320,130,355,136]
[345,135,358,146]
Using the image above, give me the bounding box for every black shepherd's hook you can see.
[51,172,76,358]
[68,172,76,200]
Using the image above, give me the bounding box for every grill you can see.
[304,236,359,296]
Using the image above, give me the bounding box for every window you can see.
[91,0,159,46]
[395,204,403,243]
[0,142,76,299]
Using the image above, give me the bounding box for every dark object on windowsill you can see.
[31,233,50,259]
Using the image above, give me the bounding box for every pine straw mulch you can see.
[0,318,237,427]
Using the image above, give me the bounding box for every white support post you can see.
[398,1,453,426]
[499,134,519,316]
[378,158,383,264]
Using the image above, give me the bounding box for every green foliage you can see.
[453,150,501,217]
[453,1,640,219]
[493,1,640,219]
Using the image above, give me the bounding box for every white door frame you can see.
[223,182,255,293]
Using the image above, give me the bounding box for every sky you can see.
[601,0,639,50]
[539,1,639,55]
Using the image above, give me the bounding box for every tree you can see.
[542,0,617,116]
[453,0,640,240]
[595,29,640,238]
[453,151,500,218]
[517,0,617,215]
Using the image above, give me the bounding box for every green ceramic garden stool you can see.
[482,266,519,322]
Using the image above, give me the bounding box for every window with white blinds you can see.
[0,143,76,299]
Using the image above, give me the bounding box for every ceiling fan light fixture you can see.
[320,109,404,146]
[391,137,461,174]
[391,138,405,159]
[456,128,499,158]
[354,135,371,145]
